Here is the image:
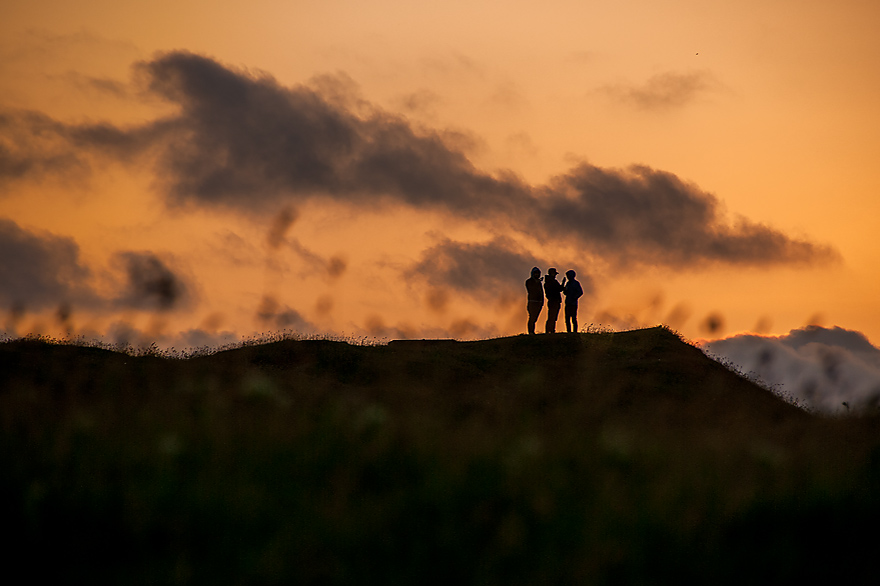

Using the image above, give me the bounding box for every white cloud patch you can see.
[701,326,880,414]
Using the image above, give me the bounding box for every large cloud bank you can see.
[1,51,837,273]
[702,326,880,414]
[0,51,844,343]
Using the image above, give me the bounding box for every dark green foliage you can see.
[2,327,879,584]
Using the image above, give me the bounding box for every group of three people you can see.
[525,267,584,335]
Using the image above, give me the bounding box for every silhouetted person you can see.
[525,266,544,335]
[543,267,563,333]
[563,270,584,333]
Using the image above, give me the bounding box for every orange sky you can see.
[2,0,879,349]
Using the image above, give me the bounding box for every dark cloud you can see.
[0,107,169,188]
[140,52,363,208]
[363,314,418,340]
[315,295,334,317]
[114,251,190,311]
[167,327,240,353]
[0,111,88,185]
[539,163,837,267]
[411,237,596,320]
[411,236,547,293]
[425,288,450,313]
[0,220,197,333]
[103,320,239,353]
[0,218,94,309]
[287,239,348,279]
[4,301,26,337]
[700,311,726,335]
[600,71,722,110]
[2,52,837,270]
[266,206,298,249]
[702,326,880,414]
[255,295,315,332]
[448,317,486,339]
[326,256,347,279]
[55,302,72,327]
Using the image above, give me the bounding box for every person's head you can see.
[547,268,558,279]
[566,269,576,279]
[531,266,541,278]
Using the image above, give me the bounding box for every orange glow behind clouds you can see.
[2,1,879,346]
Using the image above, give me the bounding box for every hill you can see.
[2,327,879,584]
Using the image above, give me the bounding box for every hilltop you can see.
[2,327,879,584]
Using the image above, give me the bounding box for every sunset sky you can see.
[2,0,879,363]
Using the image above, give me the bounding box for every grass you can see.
[2,326,880,584]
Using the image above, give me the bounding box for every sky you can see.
[2,1,879,408]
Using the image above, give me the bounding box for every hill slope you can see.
[2,327,879,584]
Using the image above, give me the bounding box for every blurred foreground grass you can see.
[2,327,879,584]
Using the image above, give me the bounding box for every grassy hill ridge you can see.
[2,327,879,584]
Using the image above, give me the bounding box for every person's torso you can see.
[526,278,543,301]
[545,278,563,302]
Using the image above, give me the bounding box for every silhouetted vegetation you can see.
[3,327,879,584]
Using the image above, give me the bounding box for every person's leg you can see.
[546,302,560,333]
[528,303,541,335]
[565,305,573,332]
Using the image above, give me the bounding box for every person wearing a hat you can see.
[525,266,544,335]
[543,267,564,334]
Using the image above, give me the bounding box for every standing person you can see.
[525,267,544,335]
[563,269,584,333]
[543,267,564,333]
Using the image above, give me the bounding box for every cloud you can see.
[98,320,239,353]
[287,239,348,280]
[0,221,196,339]
[394,88,442,117]
[266,206,298,249]
[113,251,192,311]
[255,295,316,332]
[0,218,95,310]
[410,237,596,321]
[0,111,88,185]
[56,71,129,99]
[539,163,838,267]
[0,107,171,188]
[600,70,722,110]
[412,236,548,293]
[699,311,726,336]
[162,327,240,353]
[1,51,838,270]
[701,326,880,414]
